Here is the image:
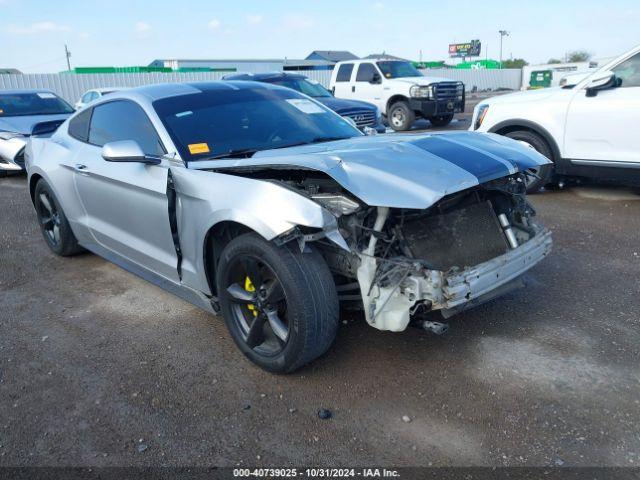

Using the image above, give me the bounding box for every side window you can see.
[88,100,165,156]
[68,108,92,142]
[336,63,354,82]
[356,63,377,82]
[612,53,640,88]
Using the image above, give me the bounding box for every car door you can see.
[72,99,180,282]
[332,63,355,99]
[564,52,640,164]
[353,62,384,110]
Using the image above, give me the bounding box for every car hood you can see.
[0,113,71,135]
[314,96,377,113]
[191,132,550,210]
[481,87,569,105]
[390,76,455,85]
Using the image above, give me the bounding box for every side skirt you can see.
[80,241,218,315]
[555,159,640,185]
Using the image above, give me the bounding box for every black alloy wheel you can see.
[225,255,289,355]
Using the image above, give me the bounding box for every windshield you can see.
[0,92,74,117]
[270,78,332,98]
[153,86,360,161]
[376,61,422,79]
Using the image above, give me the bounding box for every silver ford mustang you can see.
[0,89,74,175]
[25,81,552,372]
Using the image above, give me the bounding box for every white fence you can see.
[420,68,522,92]
[0,68,522,105]
[0,72,228,104]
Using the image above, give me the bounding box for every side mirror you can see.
[370,73,382,84]
[102,140,161,164]
[585,71,618,97]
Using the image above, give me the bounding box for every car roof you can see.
[104,81,293,103]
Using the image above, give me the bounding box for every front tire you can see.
[34,180,83,256]
[388,101,415,131]
[428,114,454,127]
[504,130,554,194]
[216,233,339,373]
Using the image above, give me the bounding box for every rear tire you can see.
[34,179,83,256]
[504,130,554,194]
[428,114,454,127]
[388,101,415,131]
[216,233,339,373]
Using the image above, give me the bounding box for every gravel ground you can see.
[1,169,639,468]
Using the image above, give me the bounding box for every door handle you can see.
[75,163,87,171]
[352,86,356,93]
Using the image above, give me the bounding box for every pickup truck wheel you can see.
[504,130,554,194]
[34,179,83,256]
[216,233,339,373]
[428,114,454,127]
[388,101,415,131]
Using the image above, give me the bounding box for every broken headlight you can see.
[311,193,360,216]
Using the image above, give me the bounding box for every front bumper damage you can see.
[357,222,552,332]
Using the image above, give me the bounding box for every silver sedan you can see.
[25,81,552,372]
[0,89,73,175]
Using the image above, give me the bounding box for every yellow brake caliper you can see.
[244,276,258,317]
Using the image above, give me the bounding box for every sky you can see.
[0,0,638,72]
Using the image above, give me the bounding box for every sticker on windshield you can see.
[37,93,57,99]
[286,99,325,114]
[175,111,193,118]
[188,143,210,155]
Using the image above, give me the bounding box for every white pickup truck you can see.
[472,45,640,193]
[329,59,464,131]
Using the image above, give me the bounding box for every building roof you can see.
[148,59,284,66]
[305,51,359,62]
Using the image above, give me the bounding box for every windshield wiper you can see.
[206,148,261,160]
[272,136,351,150]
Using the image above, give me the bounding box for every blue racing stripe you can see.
[410,135,517,183]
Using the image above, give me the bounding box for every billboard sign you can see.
[449,40,481,58]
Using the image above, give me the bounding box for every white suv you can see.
[472,45,640,193]
[330,59,464,131]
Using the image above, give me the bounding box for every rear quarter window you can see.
[68,108,92,142]
[336,64,354,82]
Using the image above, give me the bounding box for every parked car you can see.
[75,88,123,110]
[329,59,465,131]
[26,82,551,372]
[223,72,386,133]
[0,89,74,176]
[472,45,640,193]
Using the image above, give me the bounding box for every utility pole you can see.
[64,44,72,71]
[498,30,509,69]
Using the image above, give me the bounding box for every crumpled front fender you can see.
[169,167,346,295]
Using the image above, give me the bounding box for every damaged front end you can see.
[310,173,552,331]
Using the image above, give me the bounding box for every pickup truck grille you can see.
[434,82,465,101]
[340,109,377,128]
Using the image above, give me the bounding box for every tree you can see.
[502,58,528,69]
[547,58,562,64]
[565,50,592,62]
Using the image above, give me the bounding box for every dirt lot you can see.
[1,171,639,468]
